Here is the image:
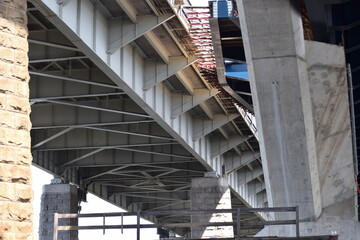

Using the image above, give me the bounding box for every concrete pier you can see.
[190,173,234,239]
[237,0,359,239]
[39,180,78,240]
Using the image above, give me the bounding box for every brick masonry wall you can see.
[0,1,32,240]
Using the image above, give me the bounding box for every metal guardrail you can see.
[53,207,300,240]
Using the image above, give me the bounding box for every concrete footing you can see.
[256,221,360,240]
[39,180,78,240]
[190,173,234,239]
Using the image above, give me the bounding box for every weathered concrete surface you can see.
[237,0,359,239]
[0,0,32,240]
[258,221,359,240]
[236,0,321,221]
[39,182,78,240]
[190,174,234,239]
[305,41,356,221]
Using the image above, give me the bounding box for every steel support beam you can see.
[59,148,105,167]
[225,151,260,175]
[29,71,121,89]
[29,56,88,63]
[33,142,177,152]
[171,88,219,118]
[31,92,126,103]
[238,167,263,185]
[174,72,194,95]
[115,0,137,23]
[32,120,155,130]
[144,32,170,64]
[211,135,252,158]
[32,127,74,149]
[143,56,197,90]
[85,126,173,141]
[45,99,149,118]
[108,13,175,54]
[193,114,240,140]
[29,0,265,212]
[28,39,79,51]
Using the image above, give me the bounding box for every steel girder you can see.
[27,0,266,234]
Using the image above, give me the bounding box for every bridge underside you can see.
[27,0,264,237]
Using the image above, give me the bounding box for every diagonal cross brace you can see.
[193,113,240,140]
[225,151,260,174]
[211,135,253,158]
[143,56,197,90]
[171,88,219,119]
[108,13,175,54]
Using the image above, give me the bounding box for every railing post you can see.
[295,206,300,238]
[137,210,141,240]
[53,213,59,240]
[121,212,124,234]
[103,213,106,235]
[236,208,241,240]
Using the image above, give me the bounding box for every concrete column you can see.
[0,1,33,240]
[39,180,78,240]
[237,0,321,221]
[237,0,359,239]
[190,172,234,239]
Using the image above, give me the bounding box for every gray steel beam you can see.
[32,127,74,149]
[171,88,219,118]
[144,32,170,63]
[143,56,197,90]
[28,39,80,51]
[29,0,265,213]
[115,0,137,23]
[45,99,149,118]
[29,56,88,63]
[31,92,126,103]
[85,126,173,141]
[59,148,105,167]
[238,167,263,185]
[108,13,175,54]
[225,151,260,175]
[193,114,240,140]
[33,142,177,152]
[211,135,252,158]
[29,71,121,89]
[68,160,195,168]
[32,120,155,130]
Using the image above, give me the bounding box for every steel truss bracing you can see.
[27,0,266,236]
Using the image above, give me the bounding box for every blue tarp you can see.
[225,64,249,80]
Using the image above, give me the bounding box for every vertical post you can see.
[295,206,300,238]
[121,213,124,234]
[53,213,59,240]
[103,213,105,235]
[347,63,358,176]
[137,210,141,240]
[236,208,241,240]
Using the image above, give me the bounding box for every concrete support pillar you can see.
[237,0,321,221]
[0,1,33,240]
[39,180,78,240]
[237,0,359,239]
[190,172,234,239]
